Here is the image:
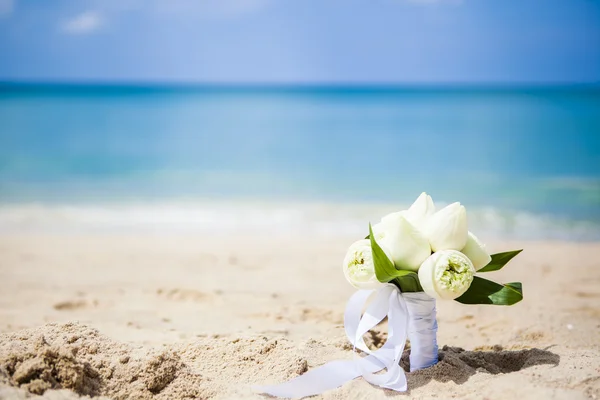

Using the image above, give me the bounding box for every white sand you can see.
[0,234,599,399]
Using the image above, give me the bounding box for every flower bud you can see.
[381,192,435,229]
[375,216,431,272]
[418,250,475,300]
[343,239,388,289]
[422,202,468,251]
[405,192,436,227]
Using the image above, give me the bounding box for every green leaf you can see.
[477,249,523,273]
[369,223,414,283]
[455,276,523,305]
[393,273,423,293]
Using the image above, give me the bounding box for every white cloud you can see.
[62,11,103,34]
[59,0,270,24]
[0,0,14,17]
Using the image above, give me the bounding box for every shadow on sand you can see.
[387,345,560,395]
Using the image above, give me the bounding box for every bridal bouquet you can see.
[257,193,523,399]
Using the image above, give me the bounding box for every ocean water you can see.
[0,84,599,239]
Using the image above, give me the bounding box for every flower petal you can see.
[461,231,492,270]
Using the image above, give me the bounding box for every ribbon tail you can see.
[359,287,409,391]
[253,360,361,399]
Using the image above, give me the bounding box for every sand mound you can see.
[0,323,311,399]
[0,323,211,399]
[0,322,565,399]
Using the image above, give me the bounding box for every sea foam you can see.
[0,201,598,241]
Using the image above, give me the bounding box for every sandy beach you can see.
[2,0,599,398]
[0,234,599,399]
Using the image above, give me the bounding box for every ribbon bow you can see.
[254,284,410,399]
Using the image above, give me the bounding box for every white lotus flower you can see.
[381,192,435,229]
[422,202,468,252]
[405,192,436,227]
[373,215,431,272]
[343,239,388,289]
[461,231,492,270]
[418,250,475,300]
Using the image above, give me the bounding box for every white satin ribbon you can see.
[253,284,410,399]
[404,292,439,371]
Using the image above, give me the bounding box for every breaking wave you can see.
[0,201,598,241]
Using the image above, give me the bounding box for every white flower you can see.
[373,215,431,272]
[343,239,388,289]
[418,250,475,300]
[422,202,468,251]
[405,192,436,227]
[381,192,435,229]
[460,231,492,270]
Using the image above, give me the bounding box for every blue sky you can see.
[0,0,599,84]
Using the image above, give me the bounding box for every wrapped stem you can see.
[403,292,438,371]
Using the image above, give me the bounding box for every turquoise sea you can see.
[0,83,599,239]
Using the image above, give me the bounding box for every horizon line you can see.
[1,79,599,91]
